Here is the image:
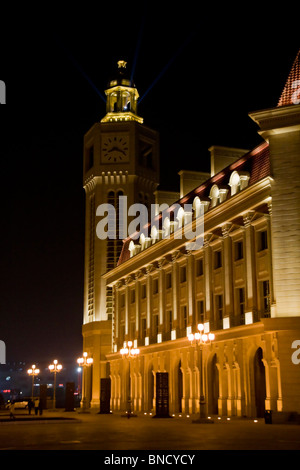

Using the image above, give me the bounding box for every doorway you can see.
[254,347,266,417]
[178,360,183,413]
[208,354,219,415]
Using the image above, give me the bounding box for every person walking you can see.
[28,399,33,415]
[9,401,16,420]
[34,397,39,416]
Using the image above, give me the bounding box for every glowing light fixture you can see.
[120,341,140,418]
[188,324,215,423]
[48,359,63,410]
[27,364,40,399]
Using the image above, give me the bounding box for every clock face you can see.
[101,136,129,163]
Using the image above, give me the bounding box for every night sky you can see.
[0,3,299,364]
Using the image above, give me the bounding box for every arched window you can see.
[209,184,219,208]
[150,225,158,243]
[176,207,185,228]
[193,196,201,218]
[139,233,146,250]
[129,240,135,258]
[106,189,124,271]
[229,171,241,196]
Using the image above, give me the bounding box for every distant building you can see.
[82,51,300,417]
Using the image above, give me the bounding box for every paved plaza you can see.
[0,408,300,452]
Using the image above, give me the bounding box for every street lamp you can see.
[77,352,93,411]
[188,323,215,423]
[27,364,40,399]
[120,341,140,418]
[48,359,62,410]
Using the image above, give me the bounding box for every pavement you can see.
[0,407,300,452]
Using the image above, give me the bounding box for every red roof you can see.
[277,49,300,107]
[117,142,270,266]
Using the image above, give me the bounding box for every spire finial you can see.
[117,60,127,69]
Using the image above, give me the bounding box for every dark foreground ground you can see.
[0,408,300,459]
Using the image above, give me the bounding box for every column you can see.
[204,234,213,328]
[114,281,123,349]
[186,251,195,327]
[146,265,154,342]
[135,272,142,344]
[171,251,180,331]
[125,277,132,338]
[222,223,233,326]
[158,258,167,339]
[243,212,257,321]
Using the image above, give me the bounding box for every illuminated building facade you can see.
[82,51,300,417]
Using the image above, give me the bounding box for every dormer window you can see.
[229,171,250,195]
[229,171,240,195]
[209,184,219,208]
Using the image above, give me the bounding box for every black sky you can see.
[0,2,299,364]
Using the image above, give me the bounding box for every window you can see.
[130,289,135,304]
[216,294,223,321]
[258,230,268,251]
[237,288,245,317]
[119,324,125,346]
[141,283,146,299]
[196,300,204,325]
[141,318,147,339]
[214,250,222,269]
[106,190,124,272]
[234,241,243,261]
[120,293,125,308]
[130,321,135,340]
[167,310,172,331]
[153,278,159,294]
[261,280,271,317]
[153,314,159,336]
[196,259,203,276]
[180,266,187,283]
[166,272,172,289]
[181,305,188,328]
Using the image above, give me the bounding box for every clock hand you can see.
[107,147,126,155]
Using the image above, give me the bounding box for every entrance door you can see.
[155,372,170,417]
[100,378,111,414]
[178,361,183,413]
[254,348,266,417]
[208,354,219,415]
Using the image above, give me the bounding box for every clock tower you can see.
[81,61,160,408]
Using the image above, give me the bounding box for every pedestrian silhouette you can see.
[34,398,40,416]
[9,401,16,420]
[28,399,33,415]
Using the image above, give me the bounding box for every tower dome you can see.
[101,60,143,123]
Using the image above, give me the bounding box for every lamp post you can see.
[188,323,215,423]
[77,352,93,411]
[48,359,62,410]
[27,364,40,400]
[120,341,140,418]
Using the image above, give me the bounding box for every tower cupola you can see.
[101,60,143,123]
